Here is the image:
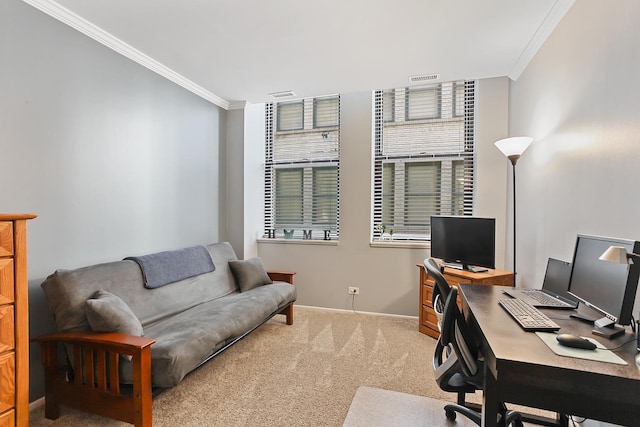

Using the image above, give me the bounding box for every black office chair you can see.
[434,287,523,427]
[423,258,451,330]
[425,258,480,420]
[424,258,475,410]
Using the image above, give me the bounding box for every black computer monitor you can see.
[430,216,495,272]
[567,234,640,336]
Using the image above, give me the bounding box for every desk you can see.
[459,284,640,427]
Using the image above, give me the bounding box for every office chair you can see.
[423,258,451,330]
[435,287,523,426]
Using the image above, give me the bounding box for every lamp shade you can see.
[599,246,629,264]
[494,137,534,158]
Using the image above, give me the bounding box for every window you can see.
[277,101,304,131]
[453,82,464,117]
[372,81,475,241]
[265,96,340,240]
[382,90,395,123]
[406,86,441,120]
[314,96,339,128]
[275,168,303,226]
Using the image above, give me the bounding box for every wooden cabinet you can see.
[417,263,514,338]
[0,214,36,427]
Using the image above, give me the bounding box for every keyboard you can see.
[521,290,572,307]
[499,298,561,332]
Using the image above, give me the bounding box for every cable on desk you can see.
[568,415,586,426]
[602,336,636,351]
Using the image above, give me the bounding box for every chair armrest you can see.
[267,270,296,284]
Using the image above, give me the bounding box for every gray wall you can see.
[1,0,225,401]
[508,2,640,425]
[256,80,510,317]
[509,0,640,290]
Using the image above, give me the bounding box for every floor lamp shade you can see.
[494,137,533,165]
[494,136,533,279]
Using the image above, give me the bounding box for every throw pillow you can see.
[229,257,273,292]
[85,290,144,337]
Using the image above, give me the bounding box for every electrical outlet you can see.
[348,287,360,295]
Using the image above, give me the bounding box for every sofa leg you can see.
[41,341,61,420]
[44,392,60,420]
[284,304,294,325]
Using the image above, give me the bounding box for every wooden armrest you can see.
[267,270,296,284]
[32,331,155,355]
[33,330,155,426]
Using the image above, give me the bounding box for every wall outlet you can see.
[348,287,360,295]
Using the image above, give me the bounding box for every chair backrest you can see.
[423,258,451,325]
[440,287,480,378]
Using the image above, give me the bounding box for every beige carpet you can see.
[29,306,479,426]
[343,386,477,427]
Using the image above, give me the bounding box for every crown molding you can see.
[227,101,248,110]
[22,0,231,110]
[508,0,575,81]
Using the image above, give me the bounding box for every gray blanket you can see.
[125,245,215,289]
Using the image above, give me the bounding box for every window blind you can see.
[372,80,476,241]
[265,95,340,240]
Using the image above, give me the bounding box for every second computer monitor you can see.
[568,234,640,326]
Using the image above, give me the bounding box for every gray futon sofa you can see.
[34,242,296,427]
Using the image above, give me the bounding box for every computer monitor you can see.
[567,234,640,336]
[430,216,495,272]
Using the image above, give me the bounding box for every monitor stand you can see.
[592,317,626,339]
[444,263,488,273]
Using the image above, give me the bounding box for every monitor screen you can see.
[542,258,577,303]
[568,234,640,326]
[430,216,495,271]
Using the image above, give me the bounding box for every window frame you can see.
[277,100,304,132]
[313,96,340,129]
[265,96,341,241]
[372,81,475,242]
[405,85,442,121]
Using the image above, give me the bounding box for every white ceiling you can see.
[26,0,574,109]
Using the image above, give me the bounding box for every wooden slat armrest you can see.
[267,270,296,284]
[33,330,155,426]
[32,331,155,356]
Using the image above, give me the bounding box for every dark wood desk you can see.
[459,284,640,427]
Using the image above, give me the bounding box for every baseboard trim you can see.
[296,304,418,321]
[29,396,45,411]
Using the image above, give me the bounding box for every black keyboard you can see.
[521,290,572,307]
[499,298,561,332]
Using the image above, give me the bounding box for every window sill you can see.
[257,238,339,246]
[369,240,430,249]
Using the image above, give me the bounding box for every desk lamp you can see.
[494,137,533,279]
[599,246,640,265]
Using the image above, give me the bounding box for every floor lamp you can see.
[494,137,533,280]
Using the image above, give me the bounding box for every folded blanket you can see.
[125,245,215,289]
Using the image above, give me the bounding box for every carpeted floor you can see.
[29,306,480,426]
[343,386,478,427]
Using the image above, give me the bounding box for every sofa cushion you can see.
[229,257,273,292]
[120,282,296,387]
[85,290,143,336]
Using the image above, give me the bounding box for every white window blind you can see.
[265,95,340,240]
[372,80,476,241]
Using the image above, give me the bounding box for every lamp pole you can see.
[494,137,533,285]
[508,155,519,277]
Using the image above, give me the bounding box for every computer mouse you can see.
[556,333,597,350]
